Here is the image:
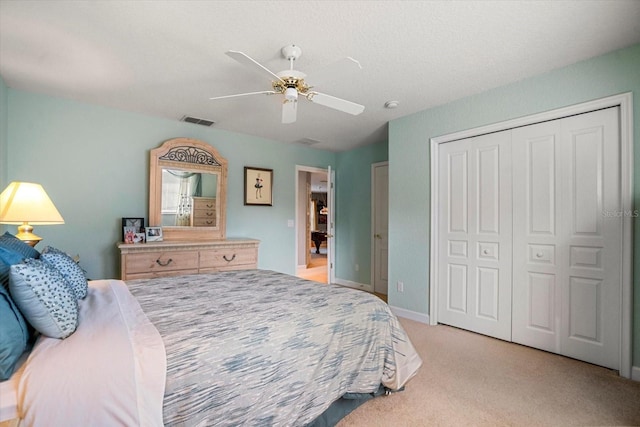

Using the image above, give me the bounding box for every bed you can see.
[2,269,422,426]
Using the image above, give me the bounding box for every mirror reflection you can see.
[160,169,218,227]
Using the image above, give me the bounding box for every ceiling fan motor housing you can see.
[274,69,309,95]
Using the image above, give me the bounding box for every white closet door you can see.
[512,108,621,369]
[511,119,563,353]
[437,131,512,341]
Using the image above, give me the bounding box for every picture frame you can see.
[122,217,144,241]
[244,167,273,206]
[123,226,136,244]
[145,226,163,242]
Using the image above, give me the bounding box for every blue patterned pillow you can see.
[9,259,78,339]
[0,246,25,291]
[0,284,29,380]
[41,246,88,299]
[0,232,39,259]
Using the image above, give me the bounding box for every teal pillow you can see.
[0,284,29,380]
[0,232,40,260]
[0,246,25,291]
[9,259,78,339]
[41,246,88,299]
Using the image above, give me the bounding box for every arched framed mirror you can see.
[149,137,227,241]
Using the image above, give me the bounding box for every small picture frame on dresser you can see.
[145,226,163,242]
[122,217,145,241]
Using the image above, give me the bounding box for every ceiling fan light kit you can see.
[209,44,365,124]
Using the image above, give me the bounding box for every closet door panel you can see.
[437,131,512,341]
[512,120,563,352]
[560,107,620,369]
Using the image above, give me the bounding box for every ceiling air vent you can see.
[296,138,321,146]
[180,115,215,127]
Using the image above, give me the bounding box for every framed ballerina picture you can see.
[244,166,273,206]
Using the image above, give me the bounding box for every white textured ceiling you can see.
[1,1,639,152]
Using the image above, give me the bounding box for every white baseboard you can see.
[333,278,373,293]
[631,366,640,382]
[389,306,430,324]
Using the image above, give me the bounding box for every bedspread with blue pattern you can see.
[128,269,422,426]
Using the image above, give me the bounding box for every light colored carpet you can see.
[338,318,640,426]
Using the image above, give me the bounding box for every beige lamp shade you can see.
[0,182,65,246]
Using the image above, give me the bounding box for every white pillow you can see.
[9,259,78,339]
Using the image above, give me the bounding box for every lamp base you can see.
[15,223,42,247]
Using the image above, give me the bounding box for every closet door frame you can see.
[429,92,633,379]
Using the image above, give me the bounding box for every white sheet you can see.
[0,352,27,422]
[17,280,166,426]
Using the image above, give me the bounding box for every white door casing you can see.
[437,131,513,341]
[372,162,389,295]
[430,94,632,377]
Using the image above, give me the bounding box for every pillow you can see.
[0,284,29,380]
[41,246,88,299]
[0,246,25,291]
[9,259,78,339]
[0,231,40,259]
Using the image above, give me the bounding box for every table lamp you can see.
[0,181,65,246]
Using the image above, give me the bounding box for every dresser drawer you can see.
[199,247,257,270]
[192,217,217,227]
[125,250,199,275]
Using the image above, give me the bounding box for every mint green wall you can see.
[388,43,640,365]
[0,75,7,193]
[335,140,388,284]
[6,90,335,279]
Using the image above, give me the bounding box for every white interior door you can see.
[372,162,389,295]
[437,131,513,341]
[512,107,621,369]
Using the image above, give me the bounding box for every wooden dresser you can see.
[117,239,259,280]
[191,197,216,227]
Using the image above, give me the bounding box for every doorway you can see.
[295,166,332,284]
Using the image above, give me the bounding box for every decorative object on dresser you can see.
[121,217,144,242]
[117,239,259,280]
[244,166,273,206]
[0,182,65,247]
[145,227,163,242]
[149,137,227,241]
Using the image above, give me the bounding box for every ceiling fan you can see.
[209,44,365,124]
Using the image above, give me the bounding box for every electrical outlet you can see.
[397,281,404,292]
[287,219,294,227]
[355,264,359,272]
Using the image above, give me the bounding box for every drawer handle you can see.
[206,212,213,216]
[206,204,214,208]
[483,249,489,255]
[536,252,544,258]
[156,258,173,267]
[206,220,214,225]
[223,254,236,262]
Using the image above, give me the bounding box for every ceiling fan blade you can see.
[282,100,297,124]
[209,90,277,101]
[307,92,365,115]
[305,57,362,88]
[226,50,284,84]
